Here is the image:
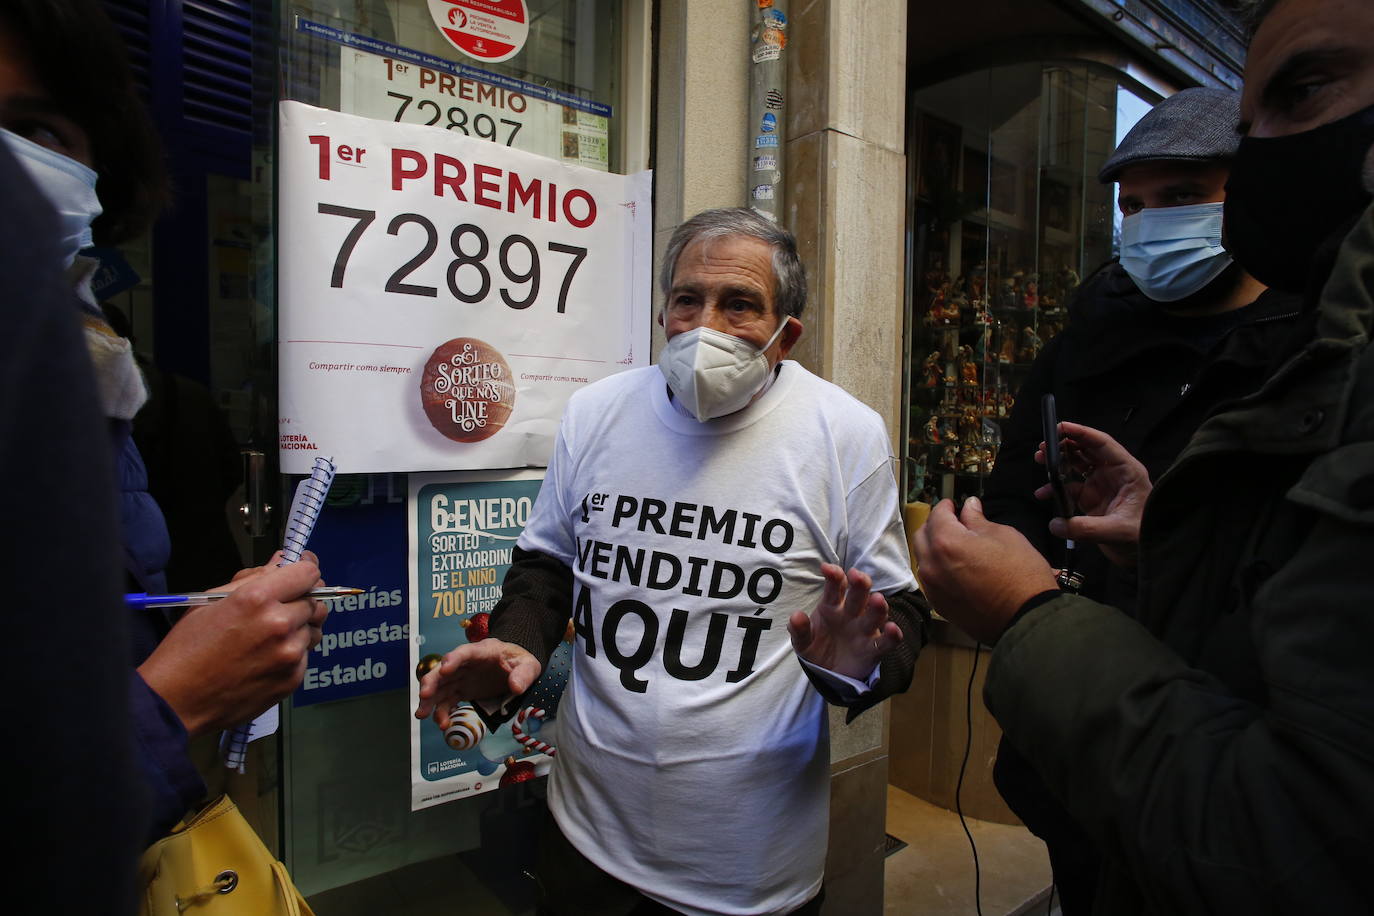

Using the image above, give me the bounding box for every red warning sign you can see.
[427,0,529,63]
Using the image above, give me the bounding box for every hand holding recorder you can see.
[1034,418,1151,569]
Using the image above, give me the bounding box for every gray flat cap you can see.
[1098,87,1241,183]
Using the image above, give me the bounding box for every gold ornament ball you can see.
[415,653,444,682]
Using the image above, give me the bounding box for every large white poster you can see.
[278,101,651,473]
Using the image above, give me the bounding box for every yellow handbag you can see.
[137,795,316,916]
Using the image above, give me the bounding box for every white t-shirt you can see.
[518,361,916,916]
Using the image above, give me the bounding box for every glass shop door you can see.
[261,3,646,912]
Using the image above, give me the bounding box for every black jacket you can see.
[984,263,1302,613]
[987,205,1374,915]
[982,263,1302,914]
[0,144,147,912]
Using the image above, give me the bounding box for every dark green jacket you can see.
[986,203,1374,915]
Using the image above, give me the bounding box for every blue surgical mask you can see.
[1119,202,1233,303]
[1,128,102,269]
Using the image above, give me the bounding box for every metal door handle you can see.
[239,449,273,536]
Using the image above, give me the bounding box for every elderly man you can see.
[981,87,1301,914]
[417,207,926,916]
[914,0,1374,912]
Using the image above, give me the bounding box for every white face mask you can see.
[1119,202,1233,303]
[658,316,790,421]
[1,128,102,269]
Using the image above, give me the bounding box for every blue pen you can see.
[125,586,362,610]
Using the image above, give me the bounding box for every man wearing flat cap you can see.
[916,0,1374,908]
[979,86,1302,915]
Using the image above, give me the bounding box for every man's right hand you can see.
[1035,421,1152,568]
[414,639,542,728]
[136,557,327,736]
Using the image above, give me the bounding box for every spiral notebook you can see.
[221,455,337,771]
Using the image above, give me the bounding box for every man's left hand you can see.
[788,564,902,680]
[910,497,1058,645]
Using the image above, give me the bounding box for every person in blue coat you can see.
[0,0,329,846]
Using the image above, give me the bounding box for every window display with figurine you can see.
[904,63,1151,506]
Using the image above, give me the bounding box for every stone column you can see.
[787,2,908,913]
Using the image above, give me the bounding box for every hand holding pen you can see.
[128,584,362,609]
[134,551,330,736]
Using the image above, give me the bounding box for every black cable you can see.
[955,642,984,916]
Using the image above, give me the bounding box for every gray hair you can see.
[659,208,808,319]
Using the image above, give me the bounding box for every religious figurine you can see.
[938,444,959,472]
[924,414,942,444]
[944,289,965,325]
[998,325,1018,365]
[911,486,937,506]
[959,445,982,476]
[973,300,993,328]
[981,417,1002,450]
[979,446,997,475]
[1000,274,1021,311]
[924,281,948,324]
[929,280,964,325]
[940,325,960,361]
[1023,274,1039,310]
[958,407,981,445]
[925,262,948,304]
[938,414,959,443]
[970,325,987,365]
[1019,325,1044,363]
[921,350,942,388]
[1001,389,1015,418]
[959,346,979,386]
[906,453,928,501]
[969,270,986,303]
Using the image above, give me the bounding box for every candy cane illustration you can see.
[511,706,556,757]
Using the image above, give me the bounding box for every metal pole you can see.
[747,0,787,220]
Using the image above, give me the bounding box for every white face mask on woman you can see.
[1,127,102,269]
[1119,201,1233,303]
[658,316,790,421]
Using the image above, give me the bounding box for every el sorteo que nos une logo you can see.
[420,337,515,442]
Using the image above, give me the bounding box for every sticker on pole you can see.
[428,0,529,63]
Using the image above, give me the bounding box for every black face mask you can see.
[1224,103,1374,294]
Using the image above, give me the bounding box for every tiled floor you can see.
[883,786,1054,916]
